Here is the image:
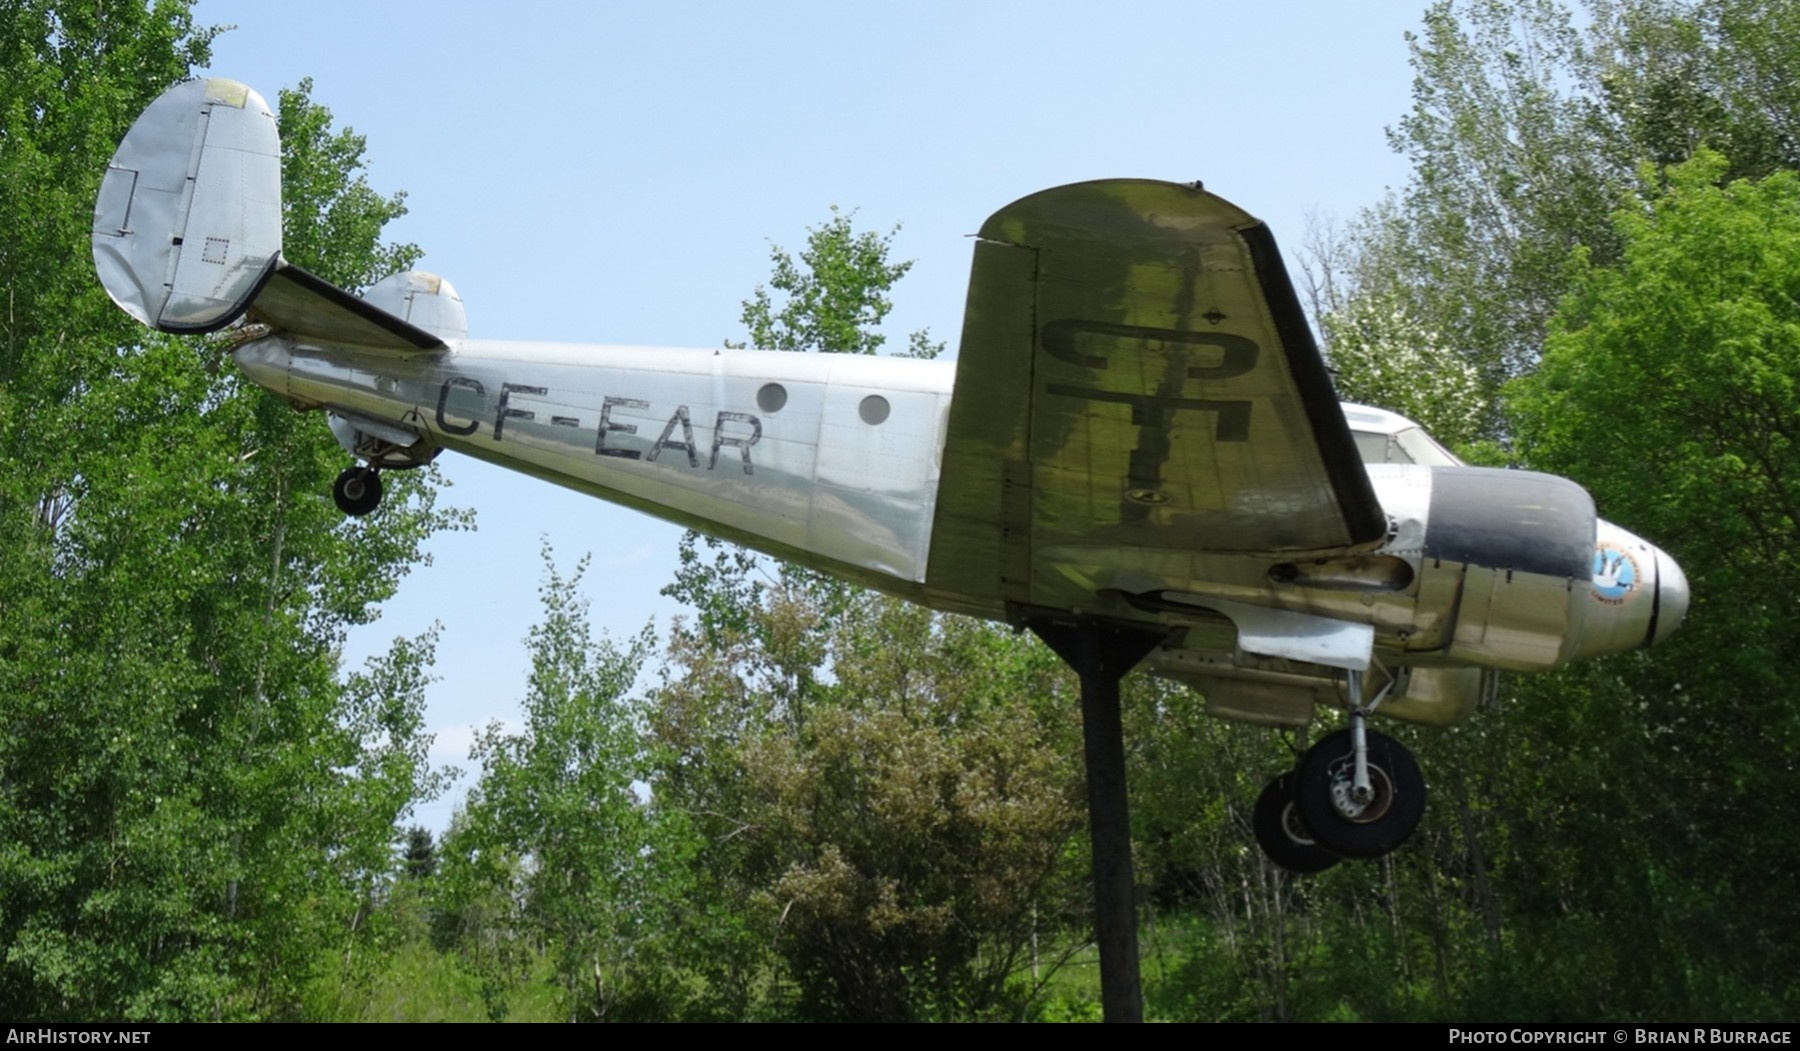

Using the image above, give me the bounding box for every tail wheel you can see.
[1293,727,1425,860]
[332,467,382,517]
[1252,771,1340,874]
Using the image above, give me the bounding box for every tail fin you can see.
[93,78,282,334]
[92,78,456,354]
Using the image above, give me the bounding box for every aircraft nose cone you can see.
[1649,546,1689,646]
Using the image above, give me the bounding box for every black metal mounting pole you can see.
[1028,617,1165,1024]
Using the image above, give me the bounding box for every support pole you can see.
[1028,617,1164,1023]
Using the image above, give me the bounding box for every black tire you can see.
[1293,727,1425,860]
[332,467,382,517]
[1252,771,1340,874]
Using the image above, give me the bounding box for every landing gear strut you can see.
[332,465,382,516]
[1253,667,1427,871]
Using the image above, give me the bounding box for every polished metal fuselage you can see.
[236,336,957,594]
[234,334,1684,726]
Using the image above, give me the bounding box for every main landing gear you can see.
[332,465,383,516]
[1253,669,1426,872]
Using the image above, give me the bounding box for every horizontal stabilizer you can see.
[250,265,447,353]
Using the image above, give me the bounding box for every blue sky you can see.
[191,0,1431,831]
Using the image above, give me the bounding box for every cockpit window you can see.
[1354,430,1403,464]
[1350,427,1464,467]
[1394,427,1463,466]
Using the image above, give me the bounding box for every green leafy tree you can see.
[1322,4,1800,1016]
[1262,2,1800,1017]
[442,550,698,1021]
[651,590,1087,1021]
[1591,0,1800,182]
[1317,0,1800,424]
[1319,291,1488,447]
[0,6,458,1018]
[1345,0,1628,395]
[278,77,419,291]
[1282,3,1800,1021]
[1506,155,1800,1017]
[642,209,1097,1020]
[667,210,942,645]
[729,207,942,358]
[402,826,437,881]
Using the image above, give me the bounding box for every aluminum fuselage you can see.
[234,334,1686,711]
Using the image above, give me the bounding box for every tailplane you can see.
[92,78,460,353]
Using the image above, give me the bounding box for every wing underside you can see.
[926,180,1386,615]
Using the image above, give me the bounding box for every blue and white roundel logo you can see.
[1591,544,1640,604]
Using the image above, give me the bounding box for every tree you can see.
[1507,155,1800,1017]
[637,208,1101,1020]
[1314,0,1800,429]
[0,7,458,1018]
[441,550,697,1021]
[1351,0,1628,395]
[649,588,1087,1020]
[1590,0,1800,182]
[402,826,437,881]
[666,210,943,643]
[729,207,942,359]
[1318,291,1487,448]
[1292,2,1800,1018]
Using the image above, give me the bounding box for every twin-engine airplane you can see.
[94,78,1685,1015]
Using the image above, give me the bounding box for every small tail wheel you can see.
[1252,771,1341,874]
[332,466,382,517]
[1293,727,1425,860]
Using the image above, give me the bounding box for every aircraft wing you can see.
[926,180,1387,612]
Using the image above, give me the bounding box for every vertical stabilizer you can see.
[92,78,282,333]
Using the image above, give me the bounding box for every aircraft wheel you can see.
[1293,727,1425,860]
[332,467,382,517]
[1252,771,1340,874]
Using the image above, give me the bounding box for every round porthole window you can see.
[756,382,788,413]
[859,395,890,425]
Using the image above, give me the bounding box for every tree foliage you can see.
[729,207,941,358]
[642,208,1086,1020]
[1320,292,1487,447]
[0,4,458,1019]
[1312,0,1800,429]
[1299,0,1800,1019]
[439,551,694,1021]
[1505,155,1800,1013]
[650,588,1086,1020]
[1592,0,1800,181]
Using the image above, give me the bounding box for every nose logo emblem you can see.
[1591,544,1642,605]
